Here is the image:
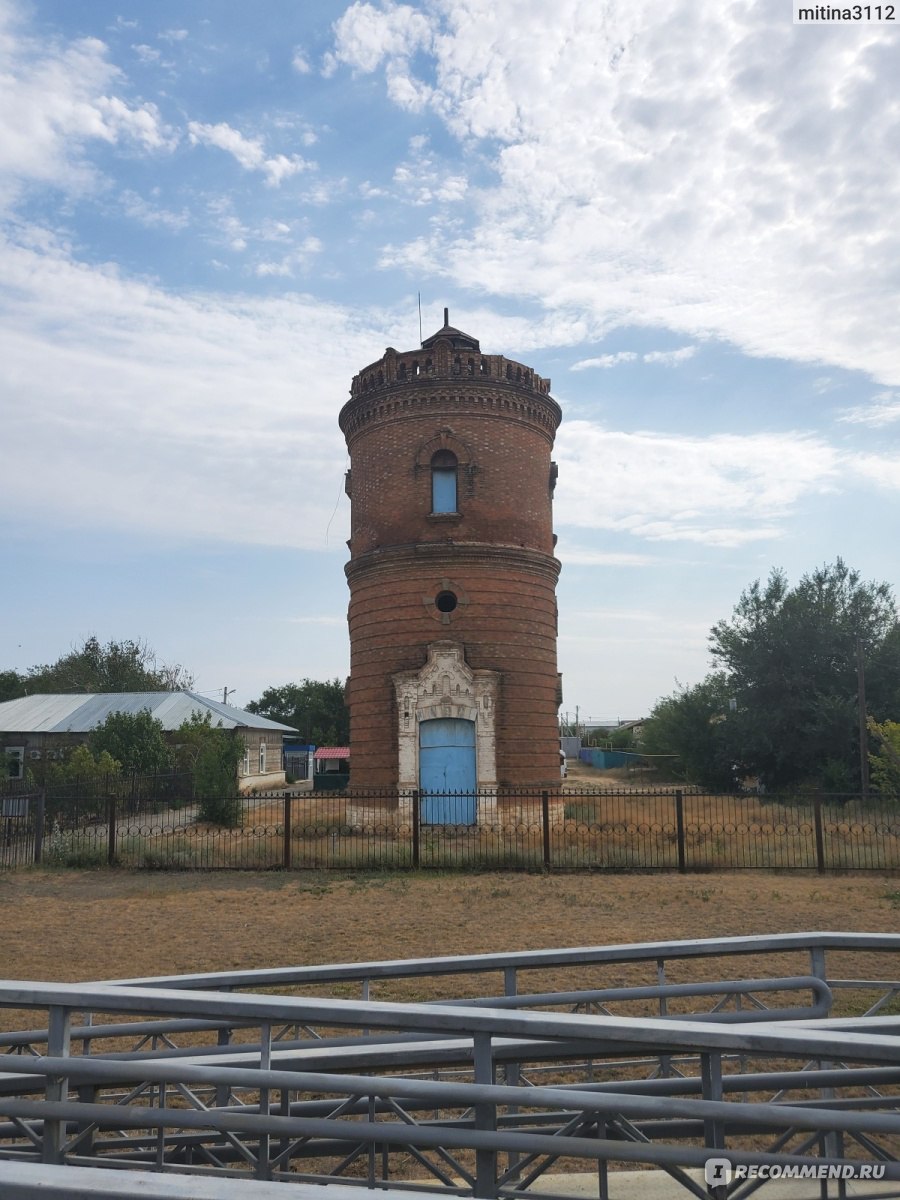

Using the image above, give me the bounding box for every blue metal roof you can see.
[0,692,297,734]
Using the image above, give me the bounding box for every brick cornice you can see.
[339,382,561,446]
[346,541,562,585]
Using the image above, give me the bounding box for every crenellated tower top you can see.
[346,309,553,402]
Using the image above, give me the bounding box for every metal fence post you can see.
[541,790,551,869]
[813,794,826,873]
[675,790,686,873]
[33,790,45,866]
[411,789,420,869]
[282,791,292,870]
[700,1050,725,1185]
[42,1005,71,1164]
[809,943,827,989]
[106,794,117,866]
[473,1031,497,1198]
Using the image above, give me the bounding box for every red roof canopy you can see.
[314,747,350,759]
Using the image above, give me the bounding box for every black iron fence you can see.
[2,784,899,871]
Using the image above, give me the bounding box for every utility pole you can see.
[223,687,233,706]
[857,638,869,797]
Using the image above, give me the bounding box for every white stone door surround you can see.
[393,641,499,821]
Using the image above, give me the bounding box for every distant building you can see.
[283,743,315,782]
[560,735,582,760]
[313,746,350,792]
[0,692,296,792]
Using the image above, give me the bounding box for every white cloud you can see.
[557,548,656,566]
[95,94,173,150]
[571,352,637,370]
[292,48,312,74]
[254,236,323,277]
[571,346,695,370]
[385,60,433,111]
[331,2,432,73]
[848,451,900,490]
[119,189,189,230]
[187,120,313,186]
[204,204,250,252]
[360,180,388,198]
[332,1,900,386]
[132,44,160,64]
[0,20,175,202]
[199,200,322,259]
[643,346,696,366]
[554,419,840,547]
[390,135,468,205]
[159,29,189,43]
[0,229,391,549]
[839,391,900,426]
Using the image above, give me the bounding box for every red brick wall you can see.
[343,390,559,558]
[341,341,563,788]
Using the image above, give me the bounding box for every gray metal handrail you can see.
[429,976,832,1022]
[106,930,900,991]
[3,934,900,1196]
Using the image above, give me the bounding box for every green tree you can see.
[867,624,900,722]
[175,712,243,826]
[869,719,900,799]
[22,636,193,694]
[88,710,172,774]
[646,560,900,792]
[641,673,738,790]
[246,679,348,744]
[0,670,26,702]
[606,726,634,750]
[708,560,897,789]
[43,744,123,818]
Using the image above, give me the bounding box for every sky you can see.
[1,0,899,725]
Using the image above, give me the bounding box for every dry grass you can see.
[1,867,899,988]
[2,868,900,1182]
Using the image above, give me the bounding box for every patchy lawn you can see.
[1,868,898,987]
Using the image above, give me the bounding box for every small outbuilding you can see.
[283,743,316,782]
[313,746,350,791]
[0,692,297,792]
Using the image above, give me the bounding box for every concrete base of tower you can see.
[344,791,566,830]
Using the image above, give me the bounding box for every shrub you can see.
[175,712,245,827]
[44,825,105,868]
[118,834,198,870]
[564,801,596,823]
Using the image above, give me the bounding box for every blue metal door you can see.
[419,718,476,824]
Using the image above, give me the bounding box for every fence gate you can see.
[419,718,476,824]
[0,793,39,869]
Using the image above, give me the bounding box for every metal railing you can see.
[6,786,899,872]
[2,934,900,1196]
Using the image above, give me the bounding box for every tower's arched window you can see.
[431,450,458,513]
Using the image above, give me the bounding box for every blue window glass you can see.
[431,451,457,513]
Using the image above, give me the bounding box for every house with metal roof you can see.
[0,693,297,791]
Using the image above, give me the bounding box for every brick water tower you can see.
[340,310,562,823]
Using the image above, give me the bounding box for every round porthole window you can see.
[435,590,458,613]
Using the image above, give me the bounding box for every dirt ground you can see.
[1,866,898,986]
